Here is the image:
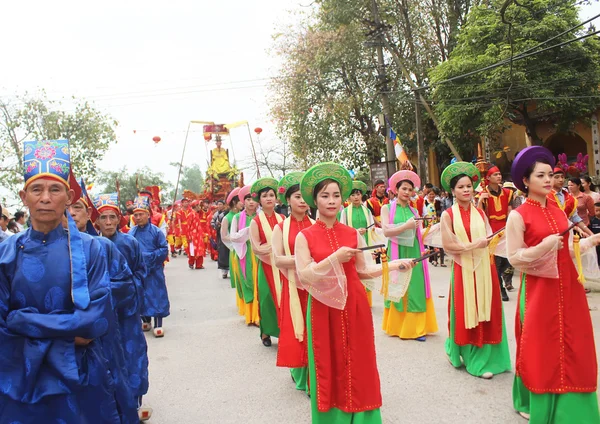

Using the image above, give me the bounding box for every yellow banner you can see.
[225,120,248,130]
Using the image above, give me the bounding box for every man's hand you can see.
[74,337,93,346]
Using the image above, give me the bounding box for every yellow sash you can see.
[258,211,284,306]
[283,216,315,342]
[452,203,492,329]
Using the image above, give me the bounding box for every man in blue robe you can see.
[129,196,170,337]
[68,183,140,424]
[0,139,120,423]
[95,192,153,422]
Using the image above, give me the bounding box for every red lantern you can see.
[204,134,212,141]
[254,127,263,134]
[152,136,161,144]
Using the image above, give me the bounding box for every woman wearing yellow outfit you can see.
[230,185,260,326]
[380,170,438,341]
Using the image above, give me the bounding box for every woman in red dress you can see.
[249,178,284,347]
[507,146,600,423]
[439,161,511,379]
[272,172,313,393]
[294,162,414,424]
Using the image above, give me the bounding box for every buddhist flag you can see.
[390,128,409,163]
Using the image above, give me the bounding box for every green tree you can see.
[269,0,480,173]
[270,19,386,170]
[0,94,118,193]
[170,162,205,194]
[430,0,600,155]
[97,166,173,209]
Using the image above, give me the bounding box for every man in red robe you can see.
[476,166,513,300]
[196,199,212,259]
[366,180,389,226]
[175,198,193,259]
[185,200,206,269]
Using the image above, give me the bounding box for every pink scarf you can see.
[389,200,431,299]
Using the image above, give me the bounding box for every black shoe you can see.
[171,253,177,258]
[189,265,194,270]
[222,274,228,279]
[505,283,515,292]
[262,336,272,347]
[501,287,509,302]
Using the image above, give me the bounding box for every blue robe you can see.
[0,225,120,424]
[129,223,170,317]
[107,231,150,398]
[94,236,139,424]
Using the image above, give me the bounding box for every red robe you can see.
[176,209,193,241]
[515,199,597,393]
[409,195,424,216]
[276,215,313,368]
[480,187,512,233]
[187,211,206,257]
[366,196,389,224]
[446,206,503,347]
[548,189,577,219]
[254,213,285,322]
[302,221,381,413]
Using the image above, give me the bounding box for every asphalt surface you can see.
[142,255,600,424]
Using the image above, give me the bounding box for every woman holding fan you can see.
[294,162,414,424]
[380,170,438,341]
[272,172,313,393]
[507,146,600,422]
[249,178,284,346]
[439,161,511,380]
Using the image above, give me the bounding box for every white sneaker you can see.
[481,372,494,379]
[142,322,151,332]
[138,406,153,421]
[153,327,164,338]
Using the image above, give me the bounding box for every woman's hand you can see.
[543,234,564,252]
[473,238,490,249]
[403,218,417,230]
[391,259,414,270]
[75,337,93,346]
[334,246,360,264]
[358,228,367,235]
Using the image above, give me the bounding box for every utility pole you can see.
[414,92,426,181]
[370,0,397,179]
[369,1,462,161]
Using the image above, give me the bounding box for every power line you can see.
[419,13,600,90]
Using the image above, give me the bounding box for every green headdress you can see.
[300,162,352,208]
[351,180,368,195]
[440,161,481,192]
[277,172,304,205]
[250,177,279,202]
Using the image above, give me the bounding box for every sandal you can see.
[440,264,447,267]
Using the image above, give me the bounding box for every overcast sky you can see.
[1,1,598,195]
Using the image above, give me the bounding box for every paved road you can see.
[142,255,600,424]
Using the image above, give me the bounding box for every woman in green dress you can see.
[340,180,377,307]
[380,170,438,341]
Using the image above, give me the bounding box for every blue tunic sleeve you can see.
[0,235,114,403]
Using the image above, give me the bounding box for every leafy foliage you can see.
[269,0,479,173]
[0,94,118,194]
[430,0,600,154]
[97,166,173,208]
[171,162,205,195]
